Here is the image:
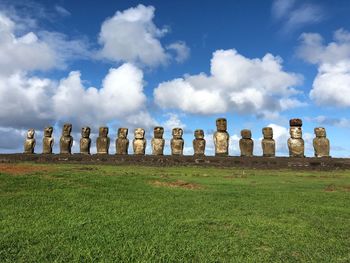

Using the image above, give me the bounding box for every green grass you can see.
[0,163,350,262]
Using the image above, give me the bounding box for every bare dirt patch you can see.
[151,180,202,190]
[324,184,337,192]
[0,164,52,176]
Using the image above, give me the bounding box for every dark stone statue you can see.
[96,127,110,154]
[262,127,275,157]
[80,127,91,155]
[133,128,146,155]
[288,118,304,157]
[239,129,253,157]
[313,127,330,157]
[193,129,205,156]
[60,123,73,154]
[171,128,184,155]
[116,128,129,155]
[214,118,229,156]
[43,126,54,154]
[24,129,36,154]
[151,126,165,155]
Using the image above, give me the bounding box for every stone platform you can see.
[0,154,350,170]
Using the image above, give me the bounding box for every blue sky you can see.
[0,0,350,156]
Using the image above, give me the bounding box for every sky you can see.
[0,0,350,156]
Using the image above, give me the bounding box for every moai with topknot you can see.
[80,127,91,155]
[116,128,129,155]
[171,128,184,155]
[96,127,110,154]
[288,118,304,157]
[60,123,73,154]
[313,127,330,157]
[262,127,275,157]
[151,126,165,155]
[24,129,36,154]
[43,126,54,154]
[133,128,146,155]
[214,118,229,156]
[239,129,254,157]
[193,129,206,156]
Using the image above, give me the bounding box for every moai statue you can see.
[261,127,275,157]
[133,128,146,155]
[313,127,330,157]
[43,126,54,154]
[151,126,165,155]
[171,128,184,155]
[239,129,254,157]
[288,118,304,157]
[213,118,229,156]
[193,129,206,156]
[116,128,129,155]
[96,127,110,154]
[24,129,36,154]
[80,127,91,155]
[60,123,73,154]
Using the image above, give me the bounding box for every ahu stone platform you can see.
[1,154,350,170]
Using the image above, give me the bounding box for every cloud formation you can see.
[154,49,303,118]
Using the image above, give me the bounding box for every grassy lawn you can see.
[0,163,350,262]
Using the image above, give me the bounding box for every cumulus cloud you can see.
[297,29,350,107]
[154,49,303,117]
[305,116,350,128]
[98,4,189,67]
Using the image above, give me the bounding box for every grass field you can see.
[0,163,350,262]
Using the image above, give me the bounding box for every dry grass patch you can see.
[0,163,52,176]
[150,180,202,190]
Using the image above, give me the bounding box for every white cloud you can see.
[98,4,189,67]
[163,113,186,130]
[54,5,71,17]
[154,49,303,117]
[166,41,190,63]
[297,29,350,107]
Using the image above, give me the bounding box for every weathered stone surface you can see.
[262,127,275,157]
[42,126,54,154]
[288,119,304,157]
[80,127,91,155]
[193,129,205,156]
[133,128,146,155]
[239,129,253,157]
[171,128,184,155]
[116,128,129,155]
[214,118,229,156]
[60,124,73,154]
[313,127,330,157]
[96,127,110,154]
[24,129,36,154]
[151,126,165,155]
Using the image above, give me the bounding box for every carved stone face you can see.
[314,127,326,137]
[172,128,183,139]
[81,127,91,138]
[134,128,145,139]
[99,127,108,137]
[216,118,227,132]
[62,123,72,136]
[194,129,204,139]
[262,127,273,139]
[44,127,53,137]
[154,126,164,139]
[241,129,252,139]
[290,127,302,139]
[118,128,128,138]
[27,129,35,139]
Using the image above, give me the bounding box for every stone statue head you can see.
[27,129,35,139]
[314,127,326,137]
[262,127,273,139]
[81,127,91,138]
[172,128,183,139]
[62,123,72,136]
[154,126,164,139]
[134,128,145,139]
[118,128,128,138]
[290,127,302,139]
[194,129,204,139]
[44,126,53,137]
[99,127,108,137]
[216,118,227,132]
[241,129,252,139]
